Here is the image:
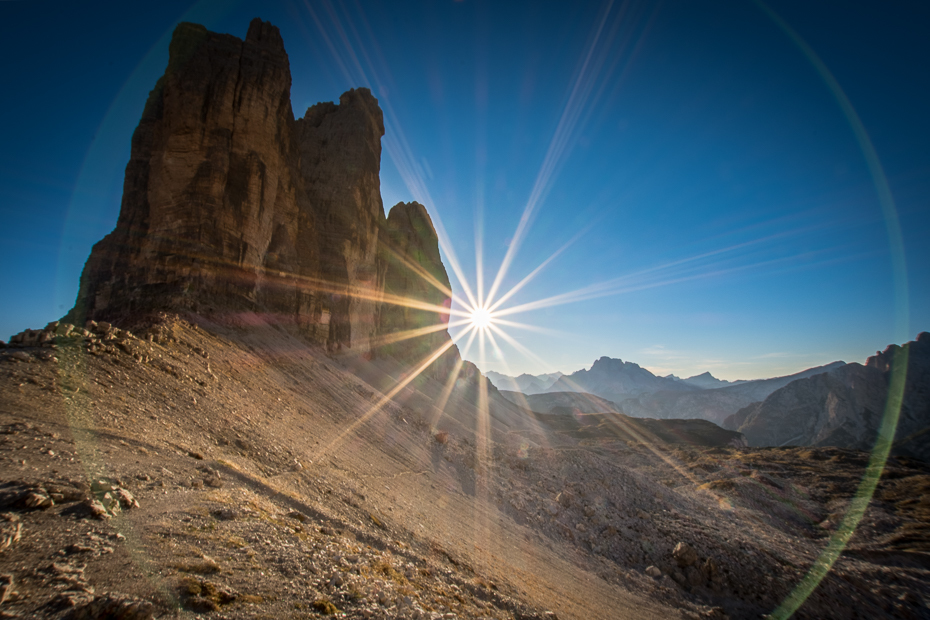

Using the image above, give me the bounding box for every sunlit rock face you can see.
[378,201,460,380]
[66,20,390,355]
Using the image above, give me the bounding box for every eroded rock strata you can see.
[65,19,404,357]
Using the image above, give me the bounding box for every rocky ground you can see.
[0,315,928,619]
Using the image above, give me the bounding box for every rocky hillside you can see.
[498,390,622,414]
[1,316,928,619]
[0,16,927,620]
[725,333,930,459]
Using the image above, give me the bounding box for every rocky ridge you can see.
[546,357,696,400]
[725,332,930,460]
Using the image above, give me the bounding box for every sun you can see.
[469,306,494,330]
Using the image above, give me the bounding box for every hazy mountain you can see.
[618,361,847,425]
[545,356,698,400]
[485,370,563,394]
[680,371,746,389]
[726,333,930,460]
[499,390,623,414]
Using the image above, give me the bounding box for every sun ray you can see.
[485,0,618,307]
[367,317,472,350]
[380,242,468,309]
[429,355,467,430]
[316,333,466,460]
[490,317,570,338]
[486,223,593,313]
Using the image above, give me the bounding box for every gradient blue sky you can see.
[1,0,927,380]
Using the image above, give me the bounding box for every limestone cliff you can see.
[378,202,458,379]
[65,19,392,354]
[67,20,310,324]
[296,89,386,352]
[66,18,474,376]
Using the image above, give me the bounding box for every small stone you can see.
[0,574,13,605]
[65,544,94,555]
[672,542,699,568]
[85,499,110,520]
[22,490,54,509]
[645,565,662,578]
[212,508,237,521]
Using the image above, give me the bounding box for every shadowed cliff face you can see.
[378,201,459,379]
[295,89,386,353]
[67,20,311,327]
[65,19,390,355]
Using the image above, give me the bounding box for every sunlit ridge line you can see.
[316,330,467,460]
[485,0,616,307]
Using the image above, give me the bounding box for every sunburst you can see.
[468,306,495,330]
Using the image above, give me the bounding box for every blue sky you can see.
[0,0,927,380]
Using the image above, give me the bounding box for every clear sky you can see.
[0,0,927,381]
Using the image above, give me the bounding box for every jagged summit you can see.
[63,19,449,370]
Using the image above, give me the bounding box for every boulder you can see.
[672,541,698,567]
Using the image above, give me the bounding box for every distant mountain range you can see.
[619,361,847,425]
[485,371,563,395]
[488,334,930,458]
[487,357,845,425]
[667,371,747,389]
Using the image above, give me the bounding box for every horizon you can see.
[483,353,854,384]
[1,0,928,382]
